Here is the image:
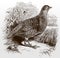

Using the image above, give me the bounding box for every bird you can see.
[7,5,52,47]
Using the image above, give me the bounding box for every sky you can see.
[0,0,60,58]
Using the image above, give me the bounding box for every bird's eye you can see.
[23,11,26,13]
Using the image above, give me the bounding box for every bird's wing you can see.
[7,22,23,38]
[7,15,43,39]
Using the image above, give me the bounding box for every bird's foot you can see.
[23,40,40,49]
[29,45,40,49]
[23,43,39,49]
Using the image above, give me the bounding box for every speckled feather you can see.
[8,5,51,39]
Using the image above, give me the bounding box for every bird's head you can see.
[39,5,52,17]
[42,5,52,11]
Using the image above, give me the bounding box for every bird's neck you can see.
[36,10,48,32]
[39,10,48,19]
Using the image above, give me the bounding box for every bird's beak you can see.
[49,6,52,9]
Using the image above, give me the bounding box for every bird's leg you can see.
[24,37,39,49]
[24,37,31,46]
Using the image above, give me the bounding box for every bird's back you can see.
[14,16,41,38]
[8,5,51,39]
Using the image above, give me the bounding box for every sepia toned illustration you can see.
[5,2,57,55]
